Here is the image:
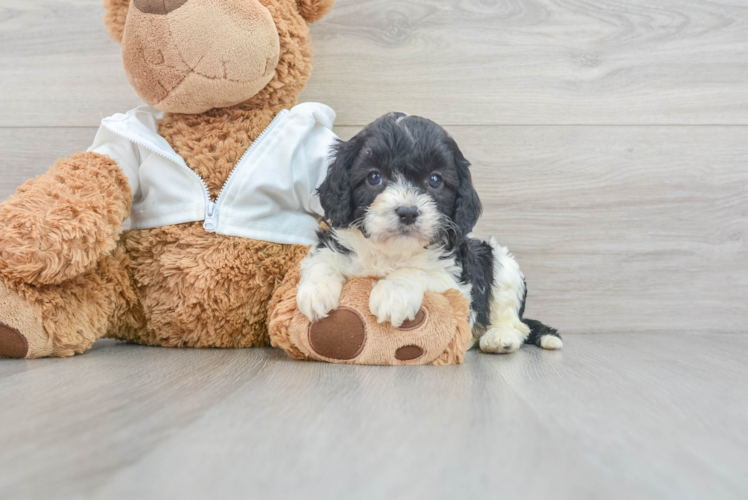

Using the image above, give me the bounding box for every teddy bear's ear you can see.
[296,0,335,23]
[103,0,130,43]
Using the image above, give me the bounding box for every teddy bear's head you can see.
[103,0,334,114]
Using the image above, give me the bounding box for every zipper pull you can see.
[203,201,218,232]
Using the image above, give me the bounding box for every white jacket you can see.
[88,103,338,246]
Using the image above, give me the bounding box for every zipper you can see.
[208,109,289,231]
[203,200,218,231]
[102,108,288,233]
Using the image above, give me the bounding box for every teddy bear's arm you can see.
[0,152,132,286]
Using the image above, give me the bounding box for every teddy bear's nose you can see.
[133,0,189,15]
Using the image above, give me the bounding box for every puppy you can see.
[297,112,562,354]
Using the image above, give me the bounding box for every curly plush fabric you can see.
[117,224,308,348]
[0,152,132,286]
[103,0,130,43]
[158,109,279,198]
[295,0,335,23]
[267,262,309,360]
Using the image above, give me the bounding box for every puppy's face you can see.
[319,113,482,247]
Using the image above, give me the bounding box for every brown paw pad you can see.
[395,345,424,361]
[0,323,29,359]
[398,309,427,330]
[308,307,366,360]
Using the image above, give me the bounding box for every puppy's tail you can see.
[523,319,563,350]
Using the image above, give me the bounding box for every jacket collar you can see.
[101,106,187,167]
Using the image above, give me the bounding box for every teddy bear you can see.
[0,0,471,365]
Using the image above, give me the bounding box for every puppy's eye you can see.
[429,174,443,189]
[367,171,383,186]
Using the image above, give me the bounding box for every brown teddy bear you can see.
[0,0,471,365]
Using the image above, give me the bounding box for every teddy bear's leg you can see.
[0,152,133,358]
[0,241,138,359]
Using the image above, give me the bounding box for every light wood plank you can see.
[2,0,748,127]
[0,335,746,499]
[3,126,747,334]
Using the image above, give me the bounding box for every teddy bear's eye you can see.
[368,171,383,186]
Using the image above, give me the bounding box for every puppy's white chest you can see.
[348,248,413,274]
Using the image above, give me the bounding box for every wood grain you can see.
[2,0,748,127]
[3,126,747,334]
[305,0,748,125]
[0,336,747,499]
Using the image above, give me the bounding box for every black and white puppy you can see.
[297,112,562,354]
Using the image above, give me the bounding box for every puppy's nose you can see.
[396,206,420,225]
[133,0,189,15]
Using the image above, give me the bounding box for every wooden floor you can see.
[1,1,748,498]
[0,335,746,499]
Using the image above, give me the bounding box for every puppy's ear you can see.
[318,136,362,227]
[296,0,335,23]
[446,137,482,238]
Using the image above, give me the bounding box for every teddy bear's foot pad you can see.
[308,307,366,360]
[0,281,52,359]
[0,323,29,359]
[395,345,424,361]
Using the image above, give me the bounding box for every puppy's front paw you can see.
[297,280,343,322]
[369,280,423,328]
[480,328,522,354]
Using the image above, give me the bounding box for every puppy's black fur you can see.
[318,112,560,346]
[456,238,495,332]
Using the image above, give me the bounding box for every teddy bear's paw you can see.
[297,279,343,322]
[369,279,423,328]
[480,328,522,354]
[0,281,52,359]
